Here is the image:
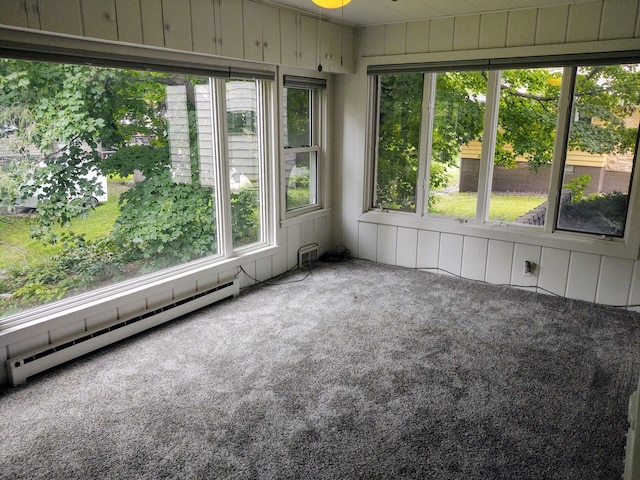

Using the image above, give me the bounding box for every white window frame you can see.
[280,73,327,220]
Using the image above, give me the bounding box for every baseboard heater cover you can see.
[6,279,239,386]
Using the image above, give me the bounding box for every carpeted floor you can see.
[1,259,640,479]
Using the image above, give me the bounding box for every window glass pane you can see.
[375,73,423,212]
[285,151,317,210]
[488,68,562,225]
[283,87,311,148]
[557,64,640,237]
[429,71,486,219]
[226,79,262,248]
[0,59,218,318]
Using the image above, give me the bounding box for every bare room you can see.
[1,0,640,478]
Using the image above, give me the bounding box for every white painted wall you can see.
[335,0,640,311]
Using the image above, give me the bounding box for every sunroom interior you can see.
[2,0,640,477]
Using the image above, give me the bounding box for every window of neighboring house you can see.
[556,63,640,238]
[368,56,640,253]
[226,78,265,249]
[0,57,274,320]
[282,76,325,213]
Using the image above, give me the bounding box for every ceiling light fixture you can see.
[312,0,351,8]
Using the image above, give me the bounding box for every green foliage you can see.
[559,192,629,236]
[111,167,216,266]
[231,186,260,247]
[23,141,105,244]
[286,172,311,210]
[564,174,592,203]
[1,235,124,309]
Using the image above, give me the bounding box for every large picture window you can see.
[370,57,640,252]
[0,58,273,319]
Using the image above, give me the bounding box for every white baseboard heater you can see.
[625,375,640,480]
[6,279,239,387]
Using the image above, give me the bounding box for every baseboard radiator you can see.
[6,279,239,387]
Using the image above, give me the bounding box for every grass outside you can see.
[0,182,128,271]
[430,192,547,222]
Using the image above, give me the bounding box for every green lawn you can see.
[430,192,546,222]
[0,182,127,270]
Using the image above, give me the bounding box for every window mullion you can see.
[418,72,435,217]
[213,77,234,257]
[476,70,501,223]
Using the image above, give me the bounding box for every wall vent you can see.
[6,279,239,386]
[298,244,318,269]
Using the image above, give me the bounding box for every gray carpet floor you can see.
[1,258,640,479]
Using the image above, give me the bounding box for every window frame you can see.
[0,34,279,325]
[366,57,640,259]
[281,74,327,219]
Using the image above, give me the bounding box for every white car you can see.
[16,165,108,209]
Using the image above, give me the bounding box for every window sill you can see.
[359,210,639,260]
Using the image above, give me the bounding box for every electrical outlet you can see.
[523,260,534,277]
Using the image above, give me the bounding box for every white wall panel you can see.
[385,23,406,55]
[596,256,634,306]
[7,333,49,358]
[566,252,601,302]
[429,17,454,52]
[300,219,315,247]
[538,247,570,296]
[360,25,384,57]
[191,0,217,54]
[535,5,568,45]
[506,9,537,47]
[239,261,256,288]
[600,0,638,39]
[417,229,440,269]
[286,223,302,269]
[485,239,514,285]
[406,20,429,54]
[479,12,508,49]
[510,243,541,290]
[396,227,418,268]
[255,256,272,283]
[438,233,463,276]
[162,0,193,51]
[115,0,143,44]
[85,308,117,331]
[197,272,220,292]
[567,1,602,43]
[118,298,148,321]
[454,14,480,51]
[140,0,165,46]
[628,261,640,311]
[82,0,118,41]
[358,222,378,261]
[461,236,488,281]
[376,224,398,265]
[0,0,29,28]
[313,216,330,248]
[38,0,83,35]
[172,279,197,300]
[49,320,85,344]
